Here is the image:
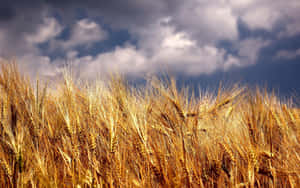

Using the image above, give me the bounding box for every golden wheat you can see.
[0,62,299,187]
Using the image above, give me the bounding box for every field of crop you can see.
[0,63,299,187]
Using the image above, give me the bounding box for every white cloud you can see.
[171,1,239,44]
[228,0,300,36]
[200,4,238,41]
[24,17,270,79]
[146,24,227,74]
[241,6,280,30]
[75,22,238,78]
[66,50,79,59]
[276,48,300,60]
[229,0,254,8]
[46,45,148,80]
[0,17,108,80]
[55,19,108,50]
[223,55,241,71]
[84,46,148,77]
[153,44,227,75]
[25,17,63,44]
[162,32,195,49]
[18,54,59,78]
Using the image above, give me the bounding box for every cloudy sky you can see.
[0,0,299,95]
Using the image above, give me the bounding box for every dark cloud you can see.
[0,5,15,21]
[1,0,298,45]
[0,0,299,100]
[49,0,179,30]
[0,0,180,58]
[0,0,179,30]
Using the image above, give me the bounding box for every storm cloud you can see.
[0,0,299,81]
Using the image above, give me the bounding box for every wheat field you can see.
[0,63,299,187]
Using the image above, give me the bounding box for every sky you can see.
[0,0,299,96]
